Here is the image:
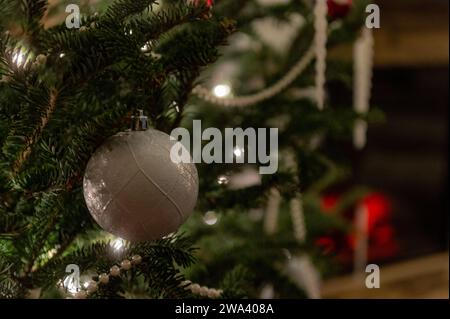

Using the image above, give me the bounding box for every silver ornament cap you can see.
[130,109,148,131]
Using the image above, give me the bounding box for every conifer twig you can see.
[12,88,58,175]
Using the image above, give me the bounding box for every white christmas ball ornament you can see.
[83,128,198,242]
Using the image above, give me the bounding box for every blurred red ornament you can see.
[193,0,213,8]
[317,192,398,263]
[362,193,391,232]
[321,193,339,211]
[327,0,352,19]
[316,237,336,255]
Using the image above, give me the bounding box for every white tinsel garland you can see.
[353,27,374,149]
[313,0,328,110]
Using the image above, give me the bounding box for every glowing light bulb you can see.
[233,147,244,157]
[213,84,231,98]
[172,101,180,113]
[46,248,57,258]
[217,175,229,185]
[12,51,25,67]
[110,238,125,251]
[162,232,175,239]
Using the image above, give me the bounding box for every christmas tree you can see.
[181,0,377,299]
[0,0,375,299]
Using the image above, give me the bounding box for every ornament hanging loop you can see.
[131,109,148,131]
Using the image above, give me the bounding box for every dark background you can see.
[358,67,448,259]
[354,0,449,261]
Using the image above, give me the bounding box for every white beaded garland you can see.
[192,47,315,108]
[263,187,281,235]
[207,289,218,299]
[314,0,328,110]
[131,255,142,265]
[191,15,342,108]
[66,254,144,298]
[109,265,121,277]
[290,196,307,243]
[74,290,87,299]
[98,273,109,284]
[86,281,98,294]
[120,259,132,270]
[199,286,209,297]
[181,281,223,299]
[189,283,201,294]
[62,253,221,299]
[353,27,374,150]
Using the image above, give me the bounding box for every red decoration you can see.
[316,192,398,264]
[327,0,352,19]
[362,193,391,233]
[321,193,339,211]
[193,0,213,8]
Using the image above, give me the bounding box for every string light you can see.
[192,22,342,108]
[46,248,57,258]
[12,51,26,67]
[172,101,180,113]
[110,237,126,251]
[141,43,150,52]
[233,147,244,158]
[217,175,229,185]
[212,84,231,98]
